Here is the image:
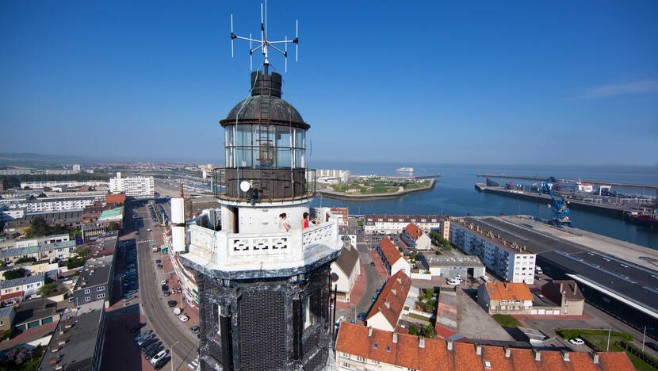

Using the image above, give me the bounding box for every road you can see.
[127,200,199,369]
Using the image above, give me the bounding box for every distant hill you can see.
[0,153,87,168]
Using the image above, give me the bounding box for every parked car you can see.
[190,326,200,334]
[167,300,177,308]
[173,307,182,315]
[150,350,168,365]
[179,315,189,322]
[446,277,462,285]
[569,338,585,345]
[154,356,171,370]
[129,322,146,333]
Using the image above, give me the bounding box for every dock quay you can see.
[454,215,658,337]
[477,174,658,191]
[475,183,652,217]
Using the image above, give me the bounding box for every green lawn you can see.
[492,314,521,328]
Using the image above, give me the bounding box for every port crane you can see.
[540,177,572,227]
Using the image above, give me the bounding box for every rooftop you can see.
[13,297,58,324]
[74,255,113,290]
[366,271,412,327]
[335,243,360,276]
[38,304,104,371]
[378,236,403,265]
[0,273,45,290]
[420,253,485,268]
[336,322,634,371]
[98,206,123,222]
[404,223,423,240]
[484,282,533,302]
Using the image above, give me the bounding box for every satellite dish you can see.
[240,181,252,192]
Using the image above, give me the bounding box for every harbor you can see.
[475,174,658,226]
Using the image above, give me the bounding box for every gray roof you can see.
[222,95,308,128]
[335,244,360,275]
[39,308,103,371]
[74,255,113,290]
[0,273,45,289]
[420,253,485,268]
[0,306,13,318]
[13,298,57,324]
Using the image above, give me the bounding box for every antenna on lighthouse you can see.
[230,0,299,74]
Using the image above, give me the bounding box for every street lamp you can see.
[171,340,180,371]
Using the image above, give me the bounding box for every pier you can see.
[477,174,658,191]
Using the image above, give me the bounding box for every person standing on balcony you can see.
[279,213,291,231]
[302,212,310,229]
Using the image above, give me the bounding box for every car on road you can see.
[147,228,151,232]
[190,326,200,334]
[569,338,585,345]
[150,350,168,365]
[370,261,376,266]
[161,279,167,285]
[167,300,177,307]
[157,264,163,269]
[179,315,189,322]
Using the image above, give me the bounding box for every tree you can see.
[408,325,418,335]
[3,268,26,280]
[25,216,50,237]
[421,324,436,338]
[37,282,67,297]
[15,256,36,264]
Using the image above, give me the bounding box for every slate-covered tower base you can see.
[193,265,334,371]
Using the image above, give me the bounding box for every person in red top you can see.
[302,212,310,229]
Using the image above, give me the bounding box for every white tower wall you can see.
[171,198,185,224]
[172,225,186,252]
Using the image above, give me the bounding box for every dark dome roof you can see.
[220,71,309,129]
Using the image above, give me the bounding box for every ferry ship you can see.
[396,167,414,173]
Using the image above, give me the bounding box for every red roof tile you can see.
[485,282,533,301]
[366,271,411,328]
[335,322,634,371]
[404,223,423,239]
[379,236,402,265]
[106,193,126,205]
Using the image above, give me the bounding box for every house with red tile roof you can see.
[400,223,432,250]
[477,282,533,314]
[105,193,126,207]
[335,322,634,371]
[377,236,411,277]
[366,271,412,332]
[330,241,361,302]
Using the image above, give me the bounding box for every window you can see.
[84,289,90,294]
[85,297,91,302]
[304,296,311,329]
[97,293,105,299]
[97,286,105,292]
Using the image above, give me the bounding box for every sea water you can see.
[309,162,658,249]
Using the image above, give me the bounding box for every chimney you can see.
[391,288,397,296]
[504,282,508,290]
[475,345,482,355]
[368,327,373,337]
[505,347,511,358]
[393,333,398,344]
[573,282,578,295]
[419,337,425,349]
[385,301,391,309]
[447,340,453,351]
[534,350,541,361]
[397,277,402,284]
[592,353,599,364]
[562,351,570,362]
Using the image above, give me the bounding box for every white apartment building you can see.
[450,218,536,284]
[0,207,25,222]
[109,172,154,198]
[316,169,351,183]
[10,196,100,213]
[364,214,445,235]
[21,180,108,189]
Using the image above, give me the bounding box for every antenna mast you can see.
[230,1,299,74]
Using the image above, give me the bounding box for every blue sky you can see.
[1,1,657,166]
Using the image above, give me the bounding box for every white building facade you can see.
[109,172,154,198]
[450,219,535,284]
[364,214,445,235]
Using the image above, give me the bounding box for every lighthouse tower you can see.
[180,11,342,371]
